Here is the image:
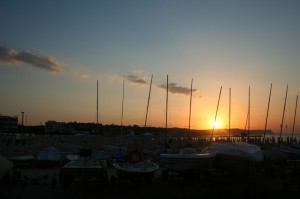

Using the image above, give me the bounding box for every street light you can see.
[21,111,24,134]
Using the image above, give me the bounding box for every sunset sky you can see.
[1,0,300,134]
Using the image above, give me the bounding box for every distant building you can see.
[45,121,65,134]
[0,115,18,133]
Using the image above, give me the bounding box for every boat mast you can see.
[211,86,222,139]
[228,88,231,139]
[291,94,298,140]
[165,75,169,144]
[120,80,125,146]
[248,86,250,141]
[144,75,153,127]
[188,78,193,139]
[263,83,272,142]
[97,80,99,135]
[279,84,288,140]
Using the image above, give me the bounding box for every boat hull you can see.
[112,161,159,180]
[60,159,108,186]
[159,153,215,172]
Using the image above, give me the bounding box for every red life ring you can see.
[128,150,143,163]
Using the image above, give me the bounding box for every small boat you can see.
[8,154,35,167]
[36,146,61,167]
[263,143,300,171]
[111,143,159,184]
[210,142,264,175]
[159,77,216,176]
[60,148,108,186]
[159,147,216,172]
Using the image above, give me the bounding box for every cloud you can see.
[158,82,197,96]
[82,74,90,79]
[125,75,148,85]
[130,69,142,74]
[0,46,62,73]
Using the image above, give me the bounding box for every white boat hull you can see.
[112,161,159,180]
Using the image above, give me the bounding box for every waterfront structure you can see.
[0,115,18,133]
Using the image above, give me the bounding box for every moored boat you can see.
[159,147,216,172]
[36,146,61,167]
[209,141,264,175]
[60,148,108,186]
[8,154,35,168]
[111,143,159,184]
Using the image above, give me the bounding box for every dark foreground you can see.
[1,167,300,199]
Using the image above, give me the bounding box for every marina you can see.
[1,132,300,199]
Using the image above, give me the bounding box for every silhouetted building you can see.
[45,121,65,135]
[0,115,18,133]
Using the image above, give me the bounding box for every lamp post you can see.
[21,111,24,134]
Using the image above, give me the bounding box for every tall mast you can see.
[165,75,169,142]
[211,86,222,139]
[120,80,124,145]
[264,83,272,142]
[292,94,298,140]
[279,84,288,140]
[144,75,153,127]
[248,86,250,140]
[228,88,231,138]
[96,80,99,135]
[188,78,193,138]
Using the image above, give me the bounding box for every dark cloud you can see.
[125,75,148,85]
[0,46,62,73]
[158,82,197,96]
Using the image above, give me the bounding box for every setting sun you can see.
[211,120,221,129]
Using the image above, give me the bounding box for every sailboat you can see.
[262,86,300,171]
[209,86,264,175]
[159,77,216,175]
[60,80,108,186]
[111,75,159,184]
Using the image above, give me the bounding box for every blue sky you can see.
[1,0,300,133]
